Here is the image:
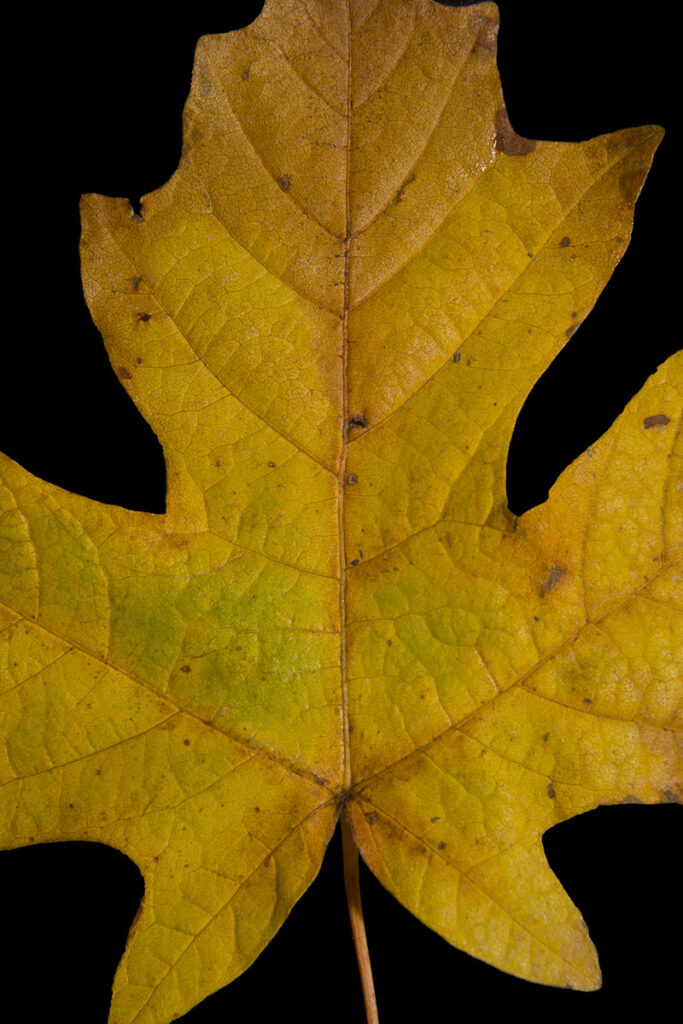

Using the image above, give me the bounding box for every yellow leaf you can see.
[1,2,680,1021]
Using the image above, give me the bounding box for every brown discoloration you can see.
[346,413,367,431]
[346,474,358,486]
[661,787,681,803]
[180,665,191,673]
[453,350,461,363]
[430,816,440,823]
[241,69,250,81]
[541,732,550,743]
[583,697,593,705]
[472,9,499,52]
[277,173,291,191]
[137,312,152,323]
[183,739,191,747]
[566,322,580,339]
[494,108,536,156]
[118,366,132,380]
[619,168,645,205]
[351,559,360,566]
[621,794,644,805]
[136,357,143,364]
[643,413,670,429]
[131,276,143,292]
[547,782,556,799]
[540,564,566,596]
[437,841,447,850]
[559,236,571,248]
[267,460,276,468]
[364,811,379,824]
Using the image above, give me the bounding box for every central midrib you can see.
[339,6,353,795]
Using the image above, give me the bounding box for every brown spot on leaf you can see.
[267,460,276,468]
[365,811,379,824]
[351,559,359,566]
[277,173,291,191]
[541,732,550,743]
[241,69,250,81]
[180,665,191,673]
[138,312,151,323]
[118,366,132,380]
[453,350,461,363]
[643,413,670,429]
[559,236,571,248]
[430,816,440,823]
[583,697,593,705]
[494,108,536,156]
[131,276,142,292]
[547,782,556,799]
[566,322,580,339]
[346,413,367,431]
[438,841,447,850]
[386,639,392,646]
[346,474,358,486]
[183,739,191,747]
[621,794,644,805]
[661,787,681,803]
[540,564,566,596]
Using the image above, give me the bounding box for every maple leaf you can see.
[1,2,681,1023]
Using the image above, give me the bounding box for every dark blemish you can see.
[533,615,540,622]
[346,413,367,431]
[346,474,358,485]
[661,787,680,803]
[313,775,326,786]
[215,459,222,468]
[254,806,260,813]
[430,816,440,823]
[351,559,360,566]
[583,697,593,705]
[95,769,102,776]
[395,172,416,204]
[136,357,143,364]
[138,312,152,322]
[267,460,276,468]
[386,639,392,646]
[540,564,566,596]
[494,108,536,156]
[541,732,550,743]
[438,841,447,850]
[365,811,379,824]
[453,350,461,363]
[566,322,580,339]
[643,414,670,429]
[277,174,291,191]
[547,782,556,799]
[559,236,571,248]
[571,311,578,319]
[28,836,35,843]
[69,803,74,809]
[153,856,159,863]
[131,277,142,292]
[180,664,191,673]
[527,252,534,259]
[359,550,364,558]
[621,794,644,804]
[183,739,191,746]
[241,69,250,81]
[118,366,132,380]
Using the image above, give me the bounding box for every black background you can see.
[0,2,680,1022]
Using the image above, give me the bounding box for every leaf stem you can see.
[342,812,380,1024]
